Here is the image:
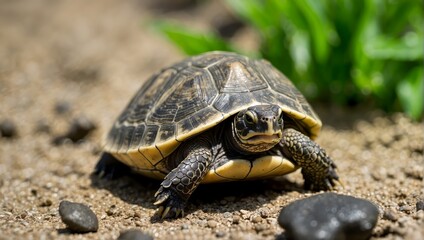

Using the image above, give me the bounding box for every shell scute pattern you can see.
[129,124,146,149]
[141,125,160,147]
[104,52,321,171]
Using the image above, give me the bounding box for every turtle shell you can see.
[103,51,322,180]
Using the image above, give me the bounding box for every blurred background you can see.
[153,0,423,121]
[0,0,422,123]
[0,1,423,239]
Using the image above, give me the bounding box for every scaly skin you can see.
[154,139,213,218]
[280,128,339,190]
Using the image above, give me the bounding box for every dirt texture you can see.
[0,1,423,239]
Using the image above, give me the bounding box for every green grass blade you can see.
[397,67,424,121]
[292,0,330,63]
[152,21,235,55]
[365,33,423,61]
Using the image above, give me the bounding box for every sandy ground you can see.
[0,1,423,239]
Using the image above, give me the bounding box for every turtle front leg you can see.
[281,128,339,190]
[154,141,212,218]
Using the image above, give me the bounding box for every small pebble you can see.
[39,199,53,207]
[207,220,218,228]
[259,208,269,218]
[416,200,424,211]
[251,215,262,223]
[222,212,232,218]
[255,223,267,232]
[133,211,142,218]
[30,189,38,196]
[232,216,240,224]
[278,193,379,240]
[117,229,153,240]
[197,219,207,227]
[53,116,96,144]
[106,205,118,216]
[215,231,226,238]
[54,101,72,115]
[399,205,413,214]
[0,119,17,138]
[59,200,98,233]
[383,209,399,222]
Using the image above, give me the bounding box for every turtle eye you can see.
[244,111,256,124]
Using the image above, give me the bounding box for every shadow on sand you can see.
[90,169,305,222]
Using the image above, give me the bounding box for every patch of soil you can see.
[1,1,423,239]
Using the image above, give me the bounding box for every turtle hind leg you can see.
[154,140,213,218]
[281,128,340,191]
[94,152,131,179]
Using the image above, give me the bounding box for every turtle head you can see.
[233,104,284,152]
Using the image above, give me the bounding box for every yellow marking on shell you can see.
[280,106,321,140]
[201,156,298,184]
[138,147,162,165]
[113,150,153,170]
[113,137,182,170]
[250,156,298,178]
[156,139,181,159]
[111,152,135,167]
[202,159,251,183]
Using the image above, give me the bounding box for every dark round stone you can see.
[66,116,97,142]
[59,200,98,233]
[416,200,424,211]
[0,119,17,138]
[54,101,72,115]
[278,193,379,240]
[117,229,154,240]
[53,116,96,144]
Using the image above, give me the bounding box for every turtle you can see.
[95,51,339,218]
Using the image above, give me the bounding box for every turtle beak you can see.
[243,115,283,144]
[245,131,282,144]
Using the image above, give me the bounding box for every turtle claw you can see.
[174,209,184,218]
[153,187,187,218]
[153,189,169,205]
[161,206,171,219]
[334,179,345,189]
[97,170,106,179]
